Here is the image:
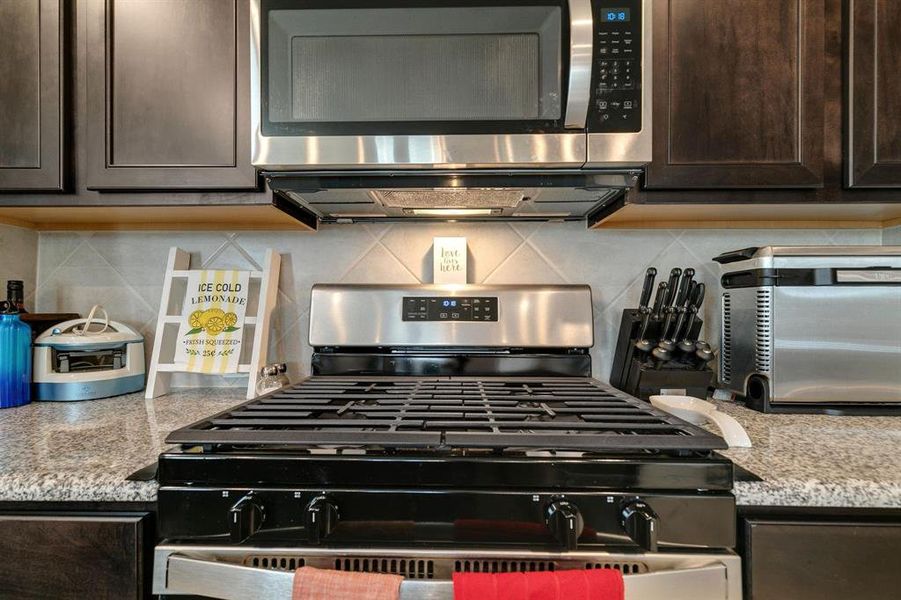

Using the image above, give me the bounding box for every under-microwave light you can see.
[410,208,496,217]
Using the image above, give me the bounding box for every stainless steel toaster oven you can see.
[715,246,901,412]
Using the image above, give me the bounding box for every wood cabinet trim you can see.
[0,0,67,191]
[647,0,825,189]
[847,0,901,187]
[0,512,149,599]
[84,0,258,190]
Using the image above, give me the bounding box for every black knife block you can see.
[609,308,716,401]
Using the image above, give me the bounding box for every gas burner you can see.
[167,377,726,452]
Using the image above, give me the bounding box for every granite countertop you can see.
[711,400,901,508]
[0,389,244,503]
[0,389,898,508]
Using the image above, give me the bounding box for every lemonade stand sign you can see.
[174,270,250,373]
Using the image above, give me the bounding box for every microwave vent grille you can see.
[372,189,524,209]
[721,293,732,384]
[754,289,773,375]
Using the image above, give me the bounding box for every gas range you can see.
[153,285,742,599]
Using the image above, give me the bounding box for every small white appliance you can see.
[33,307,145,401]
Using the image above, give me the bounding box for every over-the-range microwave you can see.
[251,0,651,222]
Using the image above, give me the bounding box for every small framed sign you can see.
[433,237,467,284]
[146,247,281,400]
[174,270,250,373]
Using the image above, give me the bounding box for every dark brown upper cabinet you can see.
[84,0,257,190]
[0,0,66,191]
[646,0,825,189]
[847,0,901,188]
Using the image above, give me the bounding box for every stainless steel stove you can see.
[153,285,742,599]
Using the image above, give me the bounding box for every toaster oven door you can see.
[251,0,593,169]
[771,283,901,404]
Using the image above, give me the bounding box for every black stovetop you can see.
[166,376,727,452]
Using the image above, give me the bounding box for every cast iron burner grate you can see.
[166,377,727,451]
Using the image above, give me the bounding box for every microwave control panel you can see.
[588,0,642,133]
[403,297,498,322]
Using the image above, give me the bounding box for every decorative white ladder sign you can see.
[145,247,281,400]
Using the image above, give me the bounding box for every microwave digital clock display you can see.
[601,8,631,22]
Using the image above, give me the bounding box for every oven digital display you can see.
[403,297,498,321]
[601,8,630,22]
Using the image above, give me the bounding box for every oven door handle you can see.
[564,0,594,129]
[163,554,731,600]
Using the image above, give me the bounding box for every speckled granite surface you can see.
[0,389,245,503]
[710,400,901,508]
[0,389,898,508]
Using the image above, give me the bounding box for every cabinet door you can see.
[84,0,257,190]
[0,0,66,191]
[646,0,824,188]
[0,514,148,599]
[744,519,901,599]
[847,0,901,187]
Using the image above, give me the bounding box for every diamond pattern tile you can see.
[0,223,38,311]
[25,223,882,386]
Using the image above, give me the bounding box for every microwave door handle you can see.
[564,0,594,129]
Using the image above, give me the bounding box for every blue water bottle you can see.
[0,302,32,408]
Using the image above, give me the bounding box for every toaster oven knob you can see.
[306,496,339,544]
[545,500,584,550]
[620,500,659,552]
[229,493,265,543]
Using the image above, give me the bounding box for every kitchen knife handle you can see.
[668,308,688,343]
[651,282,668,319]
[680,306,699,341]
[675,268,695,306]
[635,307,652,341]
[692,282,706,310]
[639,267,657,309]
[665,268,682,305]
[660,306,676,339]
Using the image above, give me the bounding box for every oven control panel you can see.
[588,0,642,133]
[402,297,498,322]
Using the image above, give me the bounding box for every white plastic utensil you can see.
[650,395,752,448]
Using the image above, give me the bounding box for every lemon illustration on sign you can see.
[186,308,240,335]
[203,308,225,324]
[189,310,205,328]
[205,316,226,336]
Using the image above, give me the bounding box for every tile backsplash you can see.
[0,223,38,309]
[33,223,882,386]
[885,225,901,245]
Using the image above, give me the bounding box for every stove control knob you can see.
[229,493,265,543]
[545,500,584,550]
[620,500,659,552]
[306,496,339,544]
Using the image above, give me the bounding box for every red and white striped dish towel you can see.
[292,566,403,600]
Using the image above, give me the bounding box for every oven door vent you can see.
[337,558,435,579]
[586,562,648,575]
[242,555,647,579]
[248,556,306,570]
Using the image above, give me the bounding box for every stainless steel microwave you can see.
[251,0,651,171]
